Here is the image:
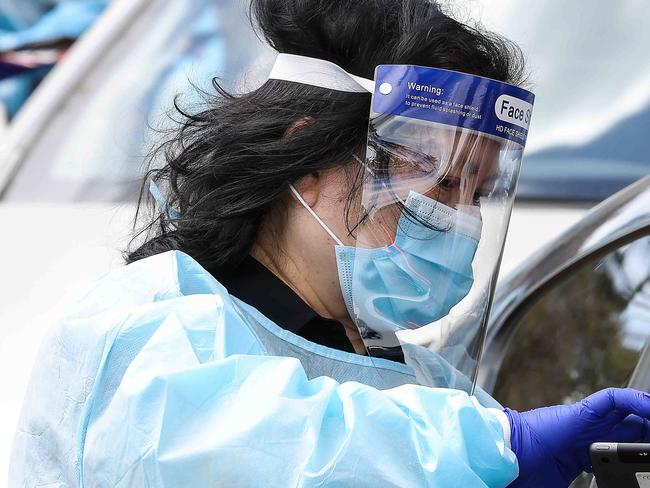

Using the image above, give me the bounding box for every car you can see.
[479,174,650,487]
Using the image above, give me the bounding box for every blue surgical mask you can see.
[289,186,481,338]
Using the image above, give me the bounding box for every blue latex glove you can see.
[505,388,650,487]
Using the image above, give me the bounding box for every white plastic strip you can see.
[269,53,374,94]
[289,184,344,246]
[487,407,512,450]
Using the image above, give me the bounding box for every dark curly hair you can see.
[125,0,526,274]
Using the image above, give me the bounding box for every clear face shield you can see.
[342,120,523,392]
[341,66,534,393]
[271,56,534,394]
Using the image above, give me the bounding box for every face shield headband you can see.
[277,54,535,394]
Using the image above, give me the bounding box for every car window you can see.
[3,0,271,203]
[492,234,650,410]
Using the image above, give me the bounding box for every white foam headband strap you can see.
[268,53,375,94]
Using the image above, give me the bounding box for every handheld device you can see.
[591,443,650,487]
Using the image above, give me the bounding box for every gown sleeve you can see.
[9,252,518,488]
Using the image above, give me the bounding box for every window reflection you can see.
[493,236,650,410]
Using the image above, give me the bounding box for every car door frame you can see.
[478,175,650,394]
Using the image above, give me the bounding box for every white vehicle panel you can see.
[0,203,135,476]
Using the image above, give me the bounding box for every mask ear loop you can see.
[288,184,344,246]
[149,179,180,220]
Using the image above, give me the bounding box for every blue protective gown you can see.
[9,251,518,487]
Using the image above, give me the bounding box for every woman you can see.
[10,0,650,487]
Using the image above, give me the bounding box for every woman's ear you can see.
[291,172,320,207]
[284,116,315,138]
[283,116,320,207]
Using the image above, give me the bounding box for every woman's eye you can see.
[438,178,454,190]
[473,189,489,205]
[415,156,438,175]
[391,156,409,169]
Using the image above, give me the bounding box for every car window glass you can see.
[4,0,271,203]
[492,235,650,410]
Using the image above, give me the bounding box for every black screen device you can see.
[591,443,650,487]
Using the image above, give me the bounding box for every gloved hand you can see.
[505,388,650,487]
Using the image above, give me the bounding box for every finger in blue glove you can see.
[505,387,650,487]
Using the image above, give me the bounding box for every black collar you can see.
[212,255,356,353]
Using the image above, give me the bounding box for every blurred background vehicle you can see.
[0,0,109,125]
[1,0,648,479]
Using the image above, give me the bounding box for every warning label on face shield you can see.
[404,92,482,120]
[371,65,535,146]
[495,94,533,130]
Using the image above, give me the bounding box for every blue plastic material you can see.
[0,1,107,51]
[336,191,479,333]
[9,251,517,487]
